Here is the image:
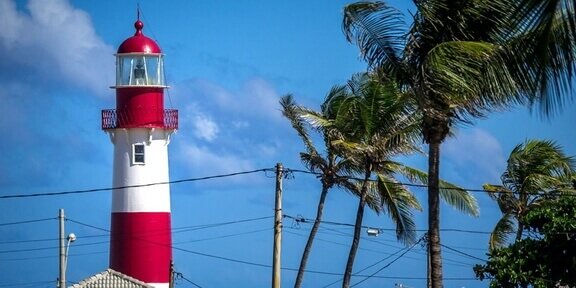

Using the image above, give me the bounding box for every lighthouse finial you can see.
[134,4,144,36]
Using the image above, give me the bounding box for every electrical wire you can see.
[440,243,487,262]
[0,280,54,287]
[0,216,273,255]
[1,166,572,200]
[0,218,54,227]
[68,216,273,234]
[284,214,493,234]
[288,169,575,195]
[174,227,271,244]
[321,237,422,288]
[287,219,480,268]
[0,168,273,199]
[0,251,107,262]
[178,274,203,288]
[350,237,424,287]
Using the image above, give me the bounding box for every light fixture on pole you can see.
[64,233,76,277]
[58,208,76,288]
[366,228,381,237]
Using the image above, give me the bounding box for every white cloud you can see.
[179,143,254,176]
[182,77,283,121]
[192,114,219,141]
[231,120,250,129]
[444,128,506,183]
[170,77,301,184]
[0,0,114,97]
[181,103,220,142]
[240,78,283,120]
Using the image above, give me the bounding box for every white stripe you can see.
[111,128,172,213]
[148,283,169,288]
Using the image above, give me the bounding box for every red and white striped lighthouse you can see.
[102,17,177,288]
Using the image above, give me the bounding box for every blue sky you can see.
[0,0,574,287]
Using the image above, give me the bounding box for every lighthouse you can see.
[102,17,177,288]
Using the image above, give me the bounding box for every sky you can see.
[0,0,574,287]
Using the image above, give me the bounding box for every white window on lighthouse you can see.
[133,143,146,164]
[116,54,165,86]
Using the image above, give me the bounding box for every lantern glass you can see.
[116,54,165,86]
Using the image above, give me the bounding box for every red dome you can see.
[117,20,161,54]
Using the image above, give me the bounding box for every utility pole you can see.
[169,261,175,288]
[272,163,283,288]
[58,209,65,288]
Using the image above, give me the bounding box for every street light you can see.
[366,228,381,237]
[58,209,76,288]
[64,233,76,277]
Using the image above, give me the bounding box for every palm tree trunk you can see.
[515,223,524,242]
[428,141,443,288]
[342,170,371,288]
[342,193,367,288]
[294,184,330,288]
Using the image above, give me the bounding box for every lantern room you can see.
[114,20,166,87]
[116,54,165,86]
[101,18,178,131]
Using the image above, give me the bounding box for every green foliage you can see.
[474,196,576,287]
[483,139,576,250]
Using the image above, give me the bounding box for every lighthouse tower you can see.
[102,17,177,288]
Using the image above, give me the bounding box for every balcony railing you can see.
[102,109,178,130]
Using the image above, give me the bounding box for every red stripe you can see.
[116,88,165,128]
[110,212,172,283]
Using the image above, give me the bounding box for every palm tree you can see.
[301,73,478,288]
[280,94,356,288]
[281,77,420,288]
[483,139,575,250]
[322,74,421,288]
[342,2,575,287]
[510,0,576,115]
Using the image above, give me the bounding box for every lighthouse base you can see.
[110,212,172,286]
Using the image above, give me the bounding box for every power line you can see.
[289,169,575,195]
[0,218,54,227]
[0,166,571,200]
[177,273,203,288]
[0,216,273,255]
[0,240,109,255]
[0,251,107,262]
[0,168,273,199]
[286,216,482,269]
[0,217,478,283]
[174,227,271,244]
[350,237,424,287]
[440,243,487,262]
[171,216,274,234]
[321,237,423,288]
[284,214,493,234]
[0,280,54,287]
[68,216,274,234]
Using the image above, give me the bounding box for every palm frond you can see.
[489,213,517,251]
[342,1,406,74]
[423,41,527,121]
[510,0,576,116]
[395,164,479,216]
[376,174,421,245]
[280,94,318,156]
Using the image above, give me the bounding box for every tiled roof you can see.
[69,269,153,288]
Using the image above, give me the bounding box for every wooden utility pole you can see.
[272,163,283,288]
[169,261,175,288]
